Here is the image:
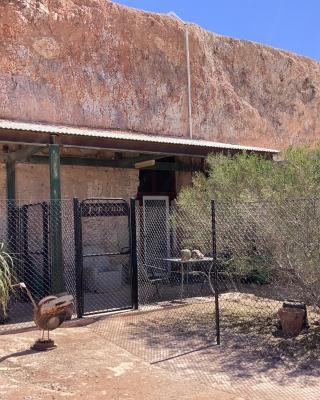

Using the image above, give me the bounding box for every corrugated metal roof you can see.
[0,119,279,153]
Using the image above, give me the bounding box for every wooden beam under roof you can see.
[118,154,167,167]
[7,145,46,162]
[26,155,202,172]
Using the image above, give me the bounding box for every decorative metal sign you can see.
[81,201,129,217]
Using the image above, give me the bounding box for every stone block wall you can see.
[15,163,139,202]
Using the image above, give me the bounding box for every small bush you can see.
[178,144,320,306]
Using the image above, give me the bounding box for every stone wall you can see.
[0,161,193,285]
[1,158,193,203]
[0,164,140,272]
[15,164,139,202]
[1,0,319,150]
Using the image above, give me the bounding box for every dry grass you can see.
[92,292,320,368]
[218,293,320,369]
[90,292,320,399]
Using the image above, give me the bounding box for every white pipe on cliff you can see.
[167,12,193,139]
[185,27,193,139]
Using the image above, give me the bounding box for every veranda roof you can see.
[0,119,279,157]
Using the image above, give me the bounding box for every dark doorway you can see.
[137,157,176,200]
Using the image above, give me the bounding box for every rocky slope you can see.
[0,0,319,149]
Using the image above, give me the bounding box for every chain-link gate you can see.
[74,198,133,316]
[98,198,220,364]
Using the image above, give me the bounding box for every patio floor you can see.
[0,325,241,400]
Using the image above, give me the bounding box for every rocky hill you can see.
[0,0,319,149]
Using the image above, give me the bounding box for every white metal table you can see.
[163,257,214,300]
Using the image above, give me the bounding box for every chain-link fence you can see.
[0,197,136,333]
[1,196,219,365]
[2,196,319,368]
[0,200,76,332]
[136,199,213,304]
[1,196,319,399]
[215,198,320,371]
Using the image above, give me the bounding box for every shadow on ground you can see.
[90,295,320,400]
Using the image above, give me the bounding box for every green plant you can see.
[222,255,273,285]
[178,144,320,206]
[177,144,320,301]
[0,243,15,318]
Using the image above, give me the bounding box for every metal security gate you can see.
[74,198,133,316]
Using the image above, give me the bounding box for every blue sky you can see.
[114,0,319,61]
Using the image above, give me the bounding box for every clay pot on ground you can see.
[278,307,305,337]
[282,301,309,328]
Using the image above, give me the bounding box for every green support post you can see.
[49,141,64,293]
[6,161,16,201]
[6,161,17,255]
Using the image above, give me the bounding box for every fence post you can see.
[130,198,139,310]
[49,141,64,293]
[6,161,18,256]
[211,200,221,345]
[20,205,29,285]
[42,202,50,296]
[73,198,84,318]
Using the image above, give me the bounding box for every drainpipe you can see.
[167,12,193,139]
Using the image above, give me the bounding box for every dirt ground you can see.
[90,297,320,400]
[0,323,243,400]
[1,293,320,400]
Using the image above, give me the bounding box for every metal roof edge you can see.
[0,119,279,154]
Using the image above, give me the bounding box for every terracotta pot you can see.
[278,307,305,336]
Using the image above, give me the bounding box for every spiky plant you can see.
[0,243,15,318]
